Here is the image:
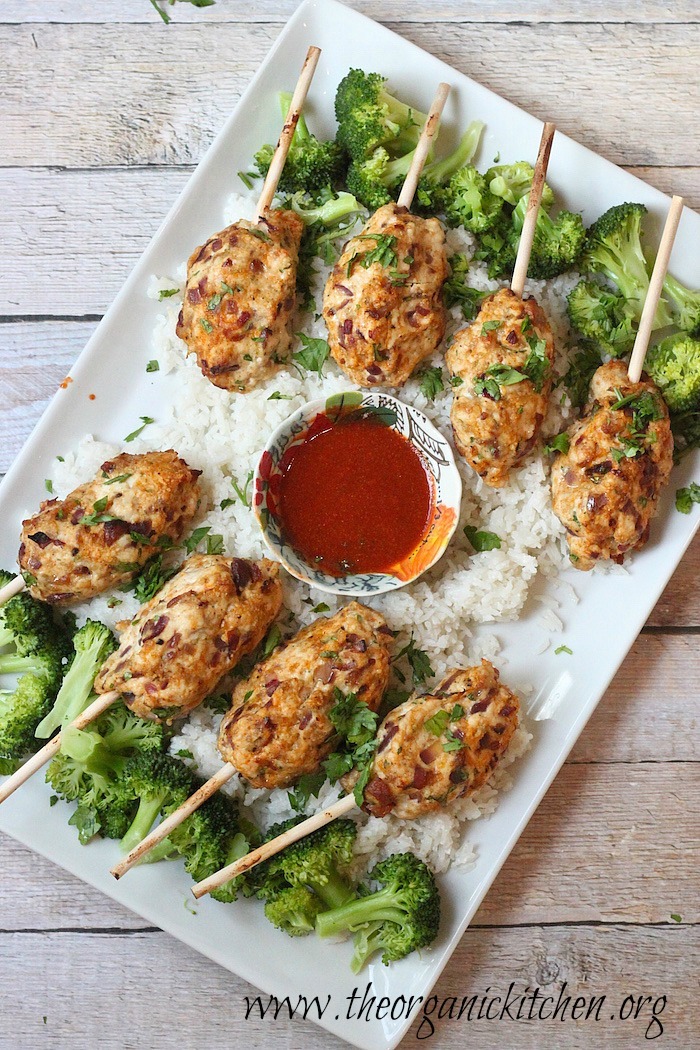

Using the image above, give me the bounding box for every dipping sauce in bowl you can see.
[277,409,433,576]
[254,392,462,596]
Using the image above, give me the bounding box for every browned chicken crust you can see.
[218,601,392,790]
[446,287,555,487]
[551,360,673,570]
[362,660,519,820]
[323,203,448,387]
[176,208,303,392]
[95,554,282,723]
[18,451,201,605]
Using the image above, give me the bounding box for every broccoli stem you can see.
[423,120,485,184]
[0,626,14,650]
[120,793,167,853]
[279,91,310,142]
[316,885,407,937]
[378,88,425,136]
[308,868,355,910]
[35,646,101,739]
[350,922,385,973]
[0,654,44,675]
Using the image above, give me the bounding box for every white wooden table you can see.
[1,3,698,1047]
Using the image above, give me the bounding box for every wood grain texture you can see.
[3,0,697,25]
[0,926,695,1048]
[2,22,699,168]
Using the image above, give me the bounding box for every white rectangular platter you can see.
[0,2,698,1048]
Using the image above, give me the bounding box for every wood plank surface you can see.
[0,925,695,1048]
[2,22,699,168]
[3,0,698,25]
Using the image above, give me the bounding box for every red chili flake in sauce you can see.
[276,412,433,576]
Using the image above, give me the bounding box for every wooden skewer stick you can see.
[191,792,357,900]
[0,690,119,805]
[0,575,26,607]
[510,121,556,299]
[628,195,685,384]
[396,82,451,210]
[110,762,237,879]
[255,45,322,221]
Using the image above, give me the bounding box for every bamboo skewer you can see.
[192,793,357,900]
[255,45,322,220]
[396,82,451,210]
[0,575,26,608]
[510,121,556,299]
[0,690,119,805]
[110,762,237,879]
[628,195,685,383]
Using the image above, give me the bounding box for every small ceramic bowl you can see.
[253,391,462,596]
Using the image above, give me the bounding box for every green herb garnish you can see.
[464,525,502,552]
[675,482,700,513]
[125,416,155,443]
[544,433,570,455]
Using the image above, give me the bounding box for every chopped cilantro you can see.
[124,416,155,443]
[481,319,503,335]
[313,602,330,613]
[355,233,398,271]
[103,472,132,485]
[554,645,573,656]
[288,771,326,813]
[675,482,700,514]
[425,709,450,736]
[418,366,445,401]
[392,633,434,685]
[450,375,464,387]
[267,392,293,400]
[293,333,331,378]
[44,479,53,494]
[464,525,502,552]
[158,287,179,300]
[443,729,465,752]
[200,318,214,334]
[544,433,571,455]
[670,913,682,923]
[176,749,194,761]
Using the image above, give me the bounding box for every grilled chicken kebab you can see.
[19,451,201,605]
[446,287,555,487]
[323,203,448,387]
[95,554,282,723]
[218,602,392,789]
[360,660,520,819]
[177,208,304,392]
[551,360,673,570]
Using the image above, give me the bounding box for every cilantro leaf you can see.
[544,433,570,455]
[676,482,700,514]
[293,333,331,378]
[125,416,155,443]
[464,525,502,552]
[418,366,445,401]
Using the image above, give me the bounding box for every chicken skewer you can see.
[0,554,282,804]
[551,197,684,570]
[0,450,202,611]
[322,83,451,388]
[110,602,392,878]
[175,46,321,393]
[191,660,520,899]
[447,123,557,487]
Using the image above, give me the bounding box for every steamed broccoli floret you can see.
[264,885,326,937]
[442,165,503,233]
[662,273,700,338]
[167,786,241,884]
[646,333,700,413]
[264,818,357,910]
[287,189,362,227]
[512,196,586,279]
[316,852,440,972]
[0,584,71,766]
[346,147,416,210]
[567,280,636,357]
[581,202,672,329]
[473,212,518,279]
[485,162,554,209]
[35,620,117,740]
[335,69,426,161]
[254,92,344,196]
[210,826,260,904]
[119,750,194,852]
[46,701,164,843]
[414,121,486,213]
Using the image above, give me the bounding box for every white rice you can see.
[49,189,589,875]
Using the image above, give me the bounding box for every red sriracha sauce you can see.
[277,410,433,576]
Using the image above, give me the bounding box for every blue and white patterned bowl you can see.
[253,391,462,596]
